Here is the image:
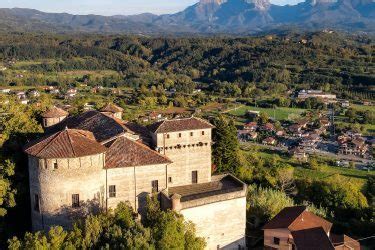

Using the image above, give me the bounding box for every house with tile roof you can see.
[24,108,247,249]
[262,206,360,250]
[41,106,69,128]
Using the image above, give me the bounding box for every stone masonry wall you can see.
[264,229,293,250]
[154,128,212,186]
[106,163,168,213]
[180,197,247,250]
[29,153,106,231]
[43,116,67,128]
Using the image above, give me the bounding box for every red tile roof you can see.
[330,234,360,250]
[41,106,69,118]
[148,117,214,133]
[48,110,127,143]
[105,136,172,168]
[291,227,334,250]
[100,103,123,113]
[262,206,332,234]
[24,129,107,158]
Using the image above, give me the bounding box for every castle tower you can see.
[100,103,123,120]
[41,106,69,128]
[149,117,214,187]
[24,128,107,231]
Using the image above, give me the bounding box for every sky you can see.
[1,0,304,16]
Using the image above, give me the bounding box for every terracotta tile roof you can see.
[262,206,332,233]
[41,106,69,118]
[100,103,123,113]
[291,227,334,250]
[148,117,214,133]
[330,234,360,250]
[48,110,127,143]
[105,136,172,168]
[24,129,107,158]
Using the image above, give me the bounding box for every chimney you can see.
[171,193,182,212]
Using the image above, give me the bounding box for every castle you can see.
[24,104,247,249]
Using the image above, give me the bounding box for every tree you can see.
[275,165,295,195]
[0,159,16,217]
[247,185,295,228]
[8,202,155,249]
[257,112,269,125]
[345,108,357,123]
[144,195,206,249]
[212,115,241,173]
[247,185,330,228]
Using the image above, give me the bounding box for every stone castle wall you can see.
[43,116,67,128]
[28,153,106,231]
[154,128,212,186]
[106,163,168,213]
[180,197,247,250]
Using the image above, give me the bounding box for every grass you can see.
[228,105,306,121]
[351,104,375,112]
[337,121,375,136]
[241,146,374,188]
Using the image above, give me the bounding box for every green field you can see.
[228,105,306,121]
[337,122,375,136]
[241,146,374,188]
[351,104,375,112]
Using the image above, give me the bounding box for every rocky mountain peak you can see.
[308,0,338,5]
[245,0,271,10]
[199,0,228,5]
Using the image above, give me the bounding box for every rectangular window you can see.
[166,134,170,139]
[72,194,80,208]
[178,133,182,138]
[109,185,116,198]
[192,171,198,184]
[152,180,159,193]
[34,194,40,212]
[190,132,193,136]
[202,131,205,135]
[168,177,172,183]
[53,162,58,170]
[273,237,280,245]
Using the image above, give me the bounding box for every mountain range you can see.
[0,0,374,34]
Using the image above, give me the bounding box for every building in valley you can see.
[24,107,247,249]
[262,206,360,250]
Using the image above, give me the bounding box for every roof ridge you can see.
[288,208,308,230]
[66,129,77,157]
[33,130,63,157]
[154,119,167,133]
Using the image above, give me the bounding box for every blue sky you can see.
[1,0,303,15]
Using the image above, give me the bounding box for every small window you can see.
[168,177,172,183]
[72,194,80,208]
[109,185,116,198]
[53,162,58,170]
[273,237,280,245]
[166,134,170,139]
[152,180,159,193]
[178,133,182,138]
[202,131,205,135]
[190,132,193,136]
[192,171,198,184]
[34,194,40,212]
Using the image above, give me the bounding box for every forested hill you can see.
[0,32,374,99]
[0,0,375,34]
